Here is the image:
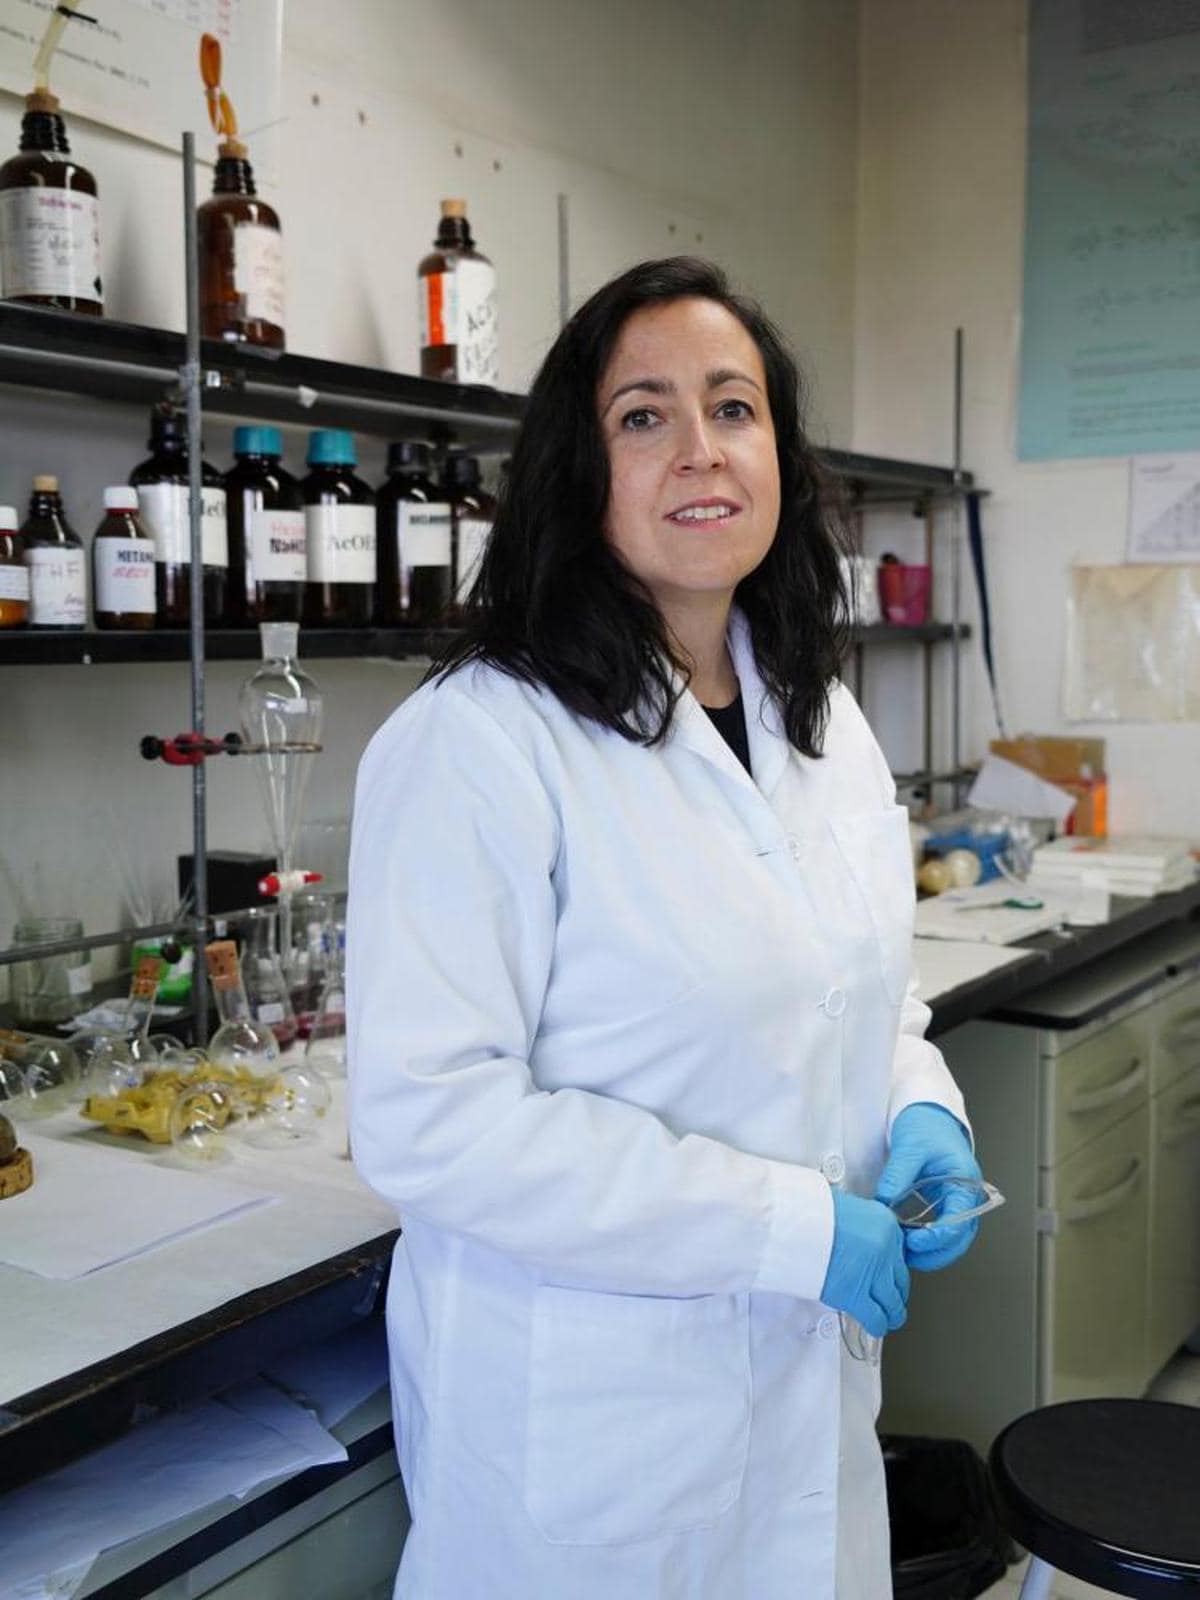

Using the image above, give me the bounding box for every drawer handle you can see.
[1063,1155,1144,1225]
[1067,1056,1145,1116]
[1162,1005,1200,1045]
[1163,1095,1200,1147]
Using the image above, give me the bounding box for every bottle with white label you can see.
[198,137,284,350]
[93,486,155,631]
[225,426,305,626]
[129,405,228,628]
[418,199,498,387]
[21,475,86,630]
[302,430,376,628]
[443,451,496,624]
[0,506,29,629]
[0,90,102,315]
[375,440,453,627]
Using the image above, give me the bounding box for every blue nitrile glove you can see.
[876,1102,982,1273]
[820,1189,910,1339]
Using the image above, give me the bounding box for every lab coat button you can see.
[818,1314,839,1340]
[820,987,847,1019]
[821,1153,846,1185]
[786,833,802,861]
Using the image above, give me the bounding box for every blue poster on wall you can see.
[1018,0,1200,461]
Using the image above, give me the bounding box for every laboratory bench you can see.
[1,879,1198,1591]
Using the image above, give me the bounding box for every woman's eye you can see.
[716,398,753,422]
[620,407,659,431]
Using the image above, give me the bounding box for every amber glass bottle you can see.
[0,90,102,314]
[418,200,498,385]
[375,441,453,626]
[21,475,86,630]
[93,487,155,631]
[302,431,375,628]
[225,426,305,625]
[0,506,29,628]
[129,406,228,628]
[444,451,496,624]
[197,138,284,349]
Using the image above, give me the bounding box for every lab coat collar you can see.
[667,608,790,799]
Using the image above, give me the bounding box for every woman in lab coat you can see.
[348,257,980,1600]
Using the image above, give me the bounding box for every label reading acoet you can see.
[399,502,452,568]
[455,517,491,602]
[233,222,285,328]
[95,539,155,615]
[0,564,29,602]
[456,259,498,386]
[0,188,102,303]
[306,503,375,583]
[136,483,228,568]
[27,546,86,626]
[250,509,306,583]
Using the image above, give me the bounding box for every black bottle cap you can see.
[147,405,192,452]
[386,440,433,475]
[443,451,481,492]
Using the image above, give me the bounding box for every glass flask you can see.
[0,1053,26,1110]
[165,1082,234,1166]
[242,1063,331,1148]
[305,920,346,1077]
[18,1040,82,1116]
[206,940,281,1077]
[241,907,298,1048]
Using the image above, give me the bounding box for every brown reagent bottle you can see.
[375,441,453,626]
[198,138,285,350]
[128,406,228,628]
[302,430,375,629]
[225,426,305,626]
[92,486,155,631]
[21,475,86,630]
[0,90,102,315]
[418,200,498,385]
[443,451,496,625]
[0,506,29,629]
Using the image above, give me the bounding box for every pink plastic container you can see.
[878,562,931,625]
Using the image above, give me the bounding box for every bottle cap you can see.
[260,621,299,662]
[443,451,481,492]
[32,474,58,493]
[103,486,139,512]
[307,429,356,467]
[234,425,284,458]
[25,89,60,114]
[386,440,433,475]
[0,506,17,531]
[148,406,189,451]
[441,199,468,218]
[218,136,249,161]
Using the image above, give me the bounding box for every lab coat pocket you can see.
[830,807,916,1005]
[525,1286,751,1546]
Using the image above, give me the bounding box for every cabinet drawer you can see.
[1149,981,1200,1094]
[1148,1065,1200,1370]
[1046,1104,1149,1403]
[1047,1016,1149,1165]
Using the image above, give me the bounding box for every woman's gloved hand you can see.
[819,1189,909,1339]
[875,1102,982,1273]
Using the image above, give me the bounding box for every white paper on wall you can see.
[1063,563,1200,722]
[1128,454,1200,563]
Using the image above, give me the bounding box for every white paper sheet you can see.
[916,883,1067,945]
[263,1319,391,1428]
[966,753,1078,826]
[0,1133,275,1280]
[914,938,1039,1002]
[0,1382,347,1600]
[1128,453,1200,562]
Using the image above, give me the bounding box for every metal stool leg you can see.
[1018,1555,1057,1599]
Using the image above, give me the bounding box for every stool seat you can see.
[989,1400,1200,1598]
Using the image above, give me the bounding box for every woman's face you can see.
[598,297,780,614]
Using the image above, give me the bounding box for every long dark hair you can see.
[434,256,850,757]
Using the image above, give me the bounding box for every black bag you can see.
[883,1434,1018,1599]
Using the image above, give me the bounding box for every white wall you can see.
[0,0,861,971]
[853,0,1199,834]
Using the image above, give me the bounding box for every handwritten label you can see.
[234,222,285,328]
[0,188,101,303]
[250,508,306,583]
[95,538,155,615]
[27,546,86,626]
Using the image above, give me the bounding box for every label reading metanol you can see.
[96,539,155,615]
[306,503,375,583]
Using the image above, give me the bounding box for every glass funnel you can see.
[238,623,324,883]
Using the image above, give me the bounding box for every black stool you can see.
[989,1400,1200,1598]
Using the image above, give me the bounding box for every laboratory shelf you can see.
[0,619,968,667]
[0,304,975,496]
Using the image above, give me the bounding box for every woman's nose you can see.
[674,413,726,473]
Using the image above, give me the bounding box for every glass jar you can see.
[9,917,91,1026]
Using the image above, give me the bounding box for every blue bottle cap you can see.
[307,429,357,467]
[233,425,283,458]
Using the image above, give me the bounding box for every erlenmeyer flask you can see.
[238,623,323,882]
[305,921,346,1078]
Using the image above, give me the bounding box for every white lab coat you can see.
[348,610,969,1600]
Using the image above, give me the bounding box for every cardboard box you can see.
[989,736,1107,837]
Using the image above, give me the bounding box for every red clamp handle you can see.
[140,733,243,766]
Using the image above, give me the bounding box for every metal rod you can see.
[951,328,965,807]
[557,192,570,328]
[0,920,184,968]
[182,131,208,1044]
